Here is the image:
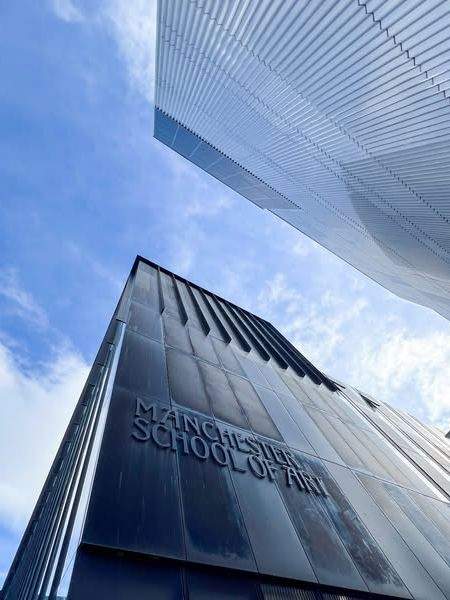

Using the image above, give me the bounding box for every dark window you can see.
[68,547,184,599]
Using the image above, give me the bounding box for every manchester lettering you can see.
[131,399,327,496]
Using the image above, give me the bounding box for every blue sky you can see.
[1,0,450,586]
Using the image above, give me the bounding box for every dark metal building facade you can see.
[3,257,450,599]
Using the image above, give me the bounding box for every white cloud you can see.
[0,341,89,533]
[353,329,450,431]
[255,269,450,431]
[50,0,157,100]
[101,0,157,102]
[51,0,84,23]
[0,269,49,330]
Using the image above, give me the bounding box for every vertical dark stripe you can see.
[235,307,288,369]
[171,275,188,324]
[263,320,337,389]
[254,319,307,379]
[198,289,232,343]
[185,282,210,334]
[210,295,251,352]
[157,266,165,314]
[225,303,271,361]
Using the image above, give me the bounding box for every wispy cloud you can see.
[0,269,49,330]
[100,0,157,102]
[0,341,88,533]
[50,0,84,23]
[50,0,157,100]
[255,266,450,431]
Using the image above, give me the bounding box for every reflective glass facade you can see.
[3,257,449,599]
[154,0,450,320]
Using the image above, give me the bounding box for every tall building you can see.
[154,0,450,320]
[3,256,450,599]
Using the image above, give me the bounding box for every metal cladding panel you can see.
[154,1,450,321]
[82,385,185,560]
[68,547,184,599]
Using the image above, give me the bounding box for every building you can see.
[3,256,449,599]
[154,0,450,320]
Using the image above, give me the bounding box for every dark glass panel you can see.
[187,567,259,599]
[229,447,317,582]
[329,417,386,476]
[198,361,249,429]
[82,387,184,559]
[326,464,446,600]
[275,453,368,591]
[237,354,270,387]
[350,427,411,485]
[115,330,169,402]
[255,386,315,454]
[128,300,163,342]
[172,123,200,158]
[68,546,184,599]
[189,326,219,364]
[177,424,256,571]
[410,492,450,542]
[303,408,362,468]
[211,338,245,375]
[360,475,450,594]
[279,371,315,407]
[298,454,409,597]
[166,348,211,415]
[228,373,282,441]
[163,313,192,354]
[154,108,178,146]
[300,382,333,413]
[258,363,293,396]
[190,140,223,170]
[385,483,450,567]
[132,262,159,309]
[276,393,345,464]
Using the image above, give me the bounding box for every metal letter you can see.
[228,448,247,472]
[248,455,267,479]
[284,466,306,491]
[190,436,209,460]
[170,429,190,454]
[132,417,150,441]
[160,408,180,429]
[151,424,171,448]
[135,398,158,421]
[182,413,200,436]
[211,442,229,466]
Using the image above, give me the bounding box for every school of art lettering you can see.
[131,397,328,496]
